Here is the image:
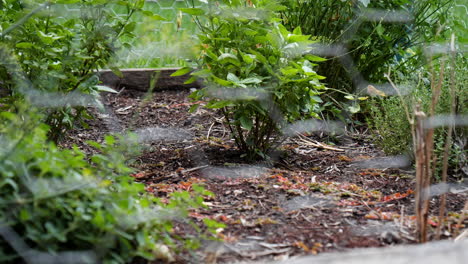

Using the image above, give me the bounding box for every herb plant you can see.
[368,54,467,179]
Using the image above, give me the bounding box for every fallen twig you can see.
[454,229,468,242]
[168,165,209,178]
[295,133,345,152]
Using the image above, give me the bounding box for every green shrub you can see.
[368,54,467,179]
[280,0,452,118]
[0,0,157,140]
[0,108,213,264]
[181,0,326,160]
[368,95,412,155]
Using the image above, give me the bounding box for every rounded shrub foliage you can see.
[0,109,212,264]
[0,0,153,140]
[181,0,326,160]
[280,0,453,118]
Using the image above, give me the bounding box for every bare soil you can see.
[61,89,467,263]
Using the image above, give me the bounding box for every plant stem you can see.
[436,34,457,239]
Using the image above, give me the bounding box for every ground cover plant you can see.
[0,107,217,264]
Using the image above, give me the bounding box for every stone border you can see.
[98,68,202,92]
[271,239,468,264]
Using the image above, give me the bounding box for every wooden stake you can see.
[414,105,430,243]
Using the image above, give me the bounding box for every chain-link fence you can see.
[0,0,467,263]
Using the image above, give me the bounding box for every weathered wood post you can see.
[414,104,430,243]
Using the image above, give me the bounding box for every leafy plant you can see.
[368,54,467,179]
[0,108,214,264]
[0,0,158,141]
[180,0,326,160]
[280,0,452,118]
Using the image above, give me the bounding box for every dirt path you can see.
[61,89,467,263]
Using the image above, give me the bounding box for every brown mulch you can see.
[61,88,467,264]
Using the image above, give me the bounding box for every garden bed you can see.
[60,85,467,263]
[98,68,201,91]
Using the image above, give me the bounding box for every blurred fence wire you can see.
[0,0,467,263]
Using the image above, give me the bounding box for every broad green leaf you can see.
[19,209,30,221]
[110,67,124,78]
[249,49,267,64]
[95,85,118,93]
[48,71,67,79]
[244,29,258,36]
[170,67,192,77]
[145,13,167,21]
[242,54,255,64]
[239,116,253,130]
[37,31,62,44]
[124,21,137,33]
[288,35,310,43]
[56,0,80,3]
[302,65,314,73]
[227,73,240,82]
[218,53,240,66]
[92,210,105,227]
[105,135,115,145]
[277,24,290,39]
[239,77,262,84]
[206,100,233,109]
[142,10,167,21]
[189,104,199,113]
[311,96,323,103]
[348,104,361,114]
[281,68,299,76]
[184,76,197,84]
[376,24,385,36]
[135,0,145,9]
[212,76,232,86]
[316,74,326,80]
[16,42,33,49]
[305,54,327,62]
[179,8,205,16]
[142,10,153,16]
[293,27,302,35]
[212,37,231,41]
[191,69,212,78]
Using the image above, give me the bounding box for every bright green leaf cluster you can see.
[184,0,326,160]
[0,0,161,141]
[280,0,454,120]
[0,109,211,264]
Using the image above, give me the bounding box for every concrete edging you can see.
[271,239,468,264]
[98,68,202,91]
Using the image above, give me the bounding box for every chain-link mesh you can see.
[0,0,467,263]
